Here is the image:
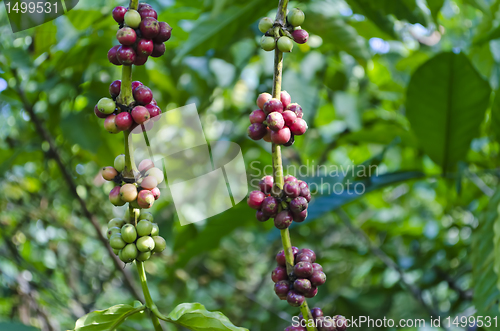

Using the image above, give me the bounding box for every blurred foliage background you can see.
[2,0,500,330]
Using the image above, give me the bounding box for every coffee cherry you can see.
[261,196,278,217]
[292,29,309,44]
[256,92,272,109]
[288,8,305,27]
[312,263,323,272]
[102,166,118,181]
[271,127,291,145]
[124,9,141,28]
[110,233,126,250]
[267,112,285,131]
[120,183,138,202]
[249,109,266,124]
[104,115,120,134]
[117,27,137,45]
[283,181,300,198]
[107,227,121,239]
[120,243,138,262]
[303,286,318,298]
[260,36,276,52]
[140,17,160,39]
[247,123,267,140]
[276,246,299,266]
[109,80,121,98]
[277,37,293,52]
[295,252,314,263]
[290,196,308,214]
[108,45,121,65]
[290,118,308,135]
[263,129,272,142]
[274,280,290,299]
[113,154,125,173]
[112,6,127,23]
[286,103,303,118]
[287,290,305,307]
[298,248,316,261]
[138,3,152,10]
[151,223,160,236]
[151,43,166,57]
[293,278,312,294]
[134,55,149,66]
[263,98,283,114]
[117,45,136,65]
[271,266,288,283]
[293,209,307,223]
[247,190,265,210]
[146,167,164,183]
[316,316,335,331]
[256,210,269,222]
[311,307,323,319]
[154,22,172,43]
[109,186,126,206]
[285,327,307,331]
[335,316,347,331]
[274,210,293,229]
[139,211,154,222]
[121,224,138,243]
[94,105,107,119]
[135,38,153,56]
[108,218,125,229]
[138,159,154,172]
[137,189,155,209]
[150,187,160,200]
[259,175,273,194]
[145,104,161,118]
[139,7,157,19]
[284,134,295,146]
[282,110,297,127]
[141,175,158,190]
[294,261,313,278]
[136,219,153,236]
[310,271,326,287]
[258,17,273,33]
[131,106,150,124]
[116,112,134,131]
[136,236,155,252]
[284,175,297,183]
[97,97,116,115]
[132,81,143,90]
[152,235,166,253]
[133,86,153,105]
[137,251,152,262]
[280,91,291,108]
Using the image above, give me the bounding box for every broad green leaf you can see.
[73,304,137,331]
[167,302,248,331]
[405,52,491,172]
[473,189,500,329]
[426,0,445,23]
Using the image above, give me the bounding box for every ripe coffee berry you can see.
[109,186,125,206]
[283,181,300,198]
[258,17,273,33]
[255,210,269,222]
[117,45,136,65]
[139,8,157,19]
[312,263,323,272]
[290,196,308,213]
[108,45,121,65]
[151,187,161,200]
[282,110,297,126]
[247,190,265,210]
[145,104,161,118]
[286,103,303,118]
[140,17,160,38]
[296,248,316,263]
[286,290,305,307]
[271,127,291,145]
[293,209,307,223]
[267,112,285,131]
[304,286,318,298]
[104,115,120,133]
[109,80,121,98]
[133,86,153,105]
[137,189,155,208]
[284,175,298,183]
[124,9,141,28]
[274,280,290,299]
[271,266,288,283]
[137,39,154,56]
[294,261,313,278]
[259,175,273,194]
[249,109,266,124]
[131,106,151,124]
[274,210,293,229]
[112,6,127,23]
[141,175,158,190]
[310,271,326,287]
[277,37,293,52]
[290,118,308,135]
[146,167,164,183]
[131,81,143,90]
[154,22,172,43]
[257,92,272,109]
[276,246,299,266]
[263,98,283,114]
[117,27,137,45]
[94,105,107,119]
[293,278,312,294]
[102,166,118,181]
[260,36,275,52]
[151,43,166,57]
[139,159,154,172]
[261,196,278,217]
[115,112,133,130]
[247,123,267,140]
[280,91,291,108]
[292,29,309,44]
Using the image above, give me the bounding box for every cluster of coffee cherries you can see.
[247,175,311,228]
[108,3,172,66]
[259,8,309,53]
[272,247,326,307]
[103,155,163,209]
[284,307,348,331]
[106,211,166,263]
[94,80,161,133]
[247,91,308,146]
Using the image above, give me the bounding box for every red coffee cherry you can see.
[137,189,155,209]
[247,123,267,140]
[335,316,348,331]
[266,112,285,131]
[274,210,293,229]
[259,175,273,194]
[115,112,133,130]
[145,104,161,118]
[255,210,269,222]
[247,190,265,210]
[310,271,326,287]
[116,46,136,65]
[133,86,153,105]
[140,17,160,39]
[132,81,144,90]
[261,196,278,217]
[249,109,266,124]
[117,27,137,45]
[154,22,172,43]
[311,307,324,318]
[290,118,308,135]
[137,38,154,56]
[274,280,290,299]
[293,278,312,294]
[134,55,149,66]
[138,3,152,10]
[286,103,303,118]
[112,6,127,23]
[287,290,305,307]
[263,98,283,114]
[283,181,300,198]
[292,29,309,44]
[298,248,316,261]
[139,8,157,19]
[271,127,291,145]
[256,92,272,110]
[312,263,323,272]
[282,110,297,127]
[109,186,125,206]
[284,175,297,183]
[290,196,308,214]
[271,266,288,283]
[293,209,308,223]
[151,187,161,200]
[109,80,121,98]
[141,176,158,190]
[294,261,313,278]
[131,106,151,124]
[280,90,291,108]
[107,45,121,65]
[303,286,318,298]
[151,43,166,57]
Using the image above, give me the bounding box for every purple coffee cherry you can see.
[109,80,121,98]
[254,211,268,223]
[276,246,299,267]
[284,133,295,147]
[115,112,133,131]
[263,98,284,115]
[286,103,303,118]
[247,123,267,140]
[294,261,313,278]
[261,196,278,217]
[295,252,314,264]
[151,42,166,57]
[282,110,297,127]
[116,27,137,45]
[287,290,305,307]
[139,7,157,19]
[298,248,316,262]
[274,280,290,299]
[285,326,307,331]
[134,55,148,66]
[107,45,121,65]
[249,109,266,124]
[293,209,308,223]
[145,104,161,118]
[267,112,285,131]
[153,22,172,43]
[283,181,300,198]
[140,17,160,39]
[335,315,348,331]
[293,278,312,294]
[131,105,150,124]
[247,190,265,210]
[311,307,324,318]
[274,210,293,229]
[280,90,291,108]
[290,196,308,214]
[132,81,143,90]
[271,266,288,283]
[112,6,127,23]
[284,175,298,183]
[116,45,136,65]
[312,263,323,272]
[304,286,318,298]
[316,316,335,331]
[310,271,326,287]
[133,86,153,105]
[259,175,273,194]
[292,29,309,44]
[290,118,308,135]
[137,38,154,56]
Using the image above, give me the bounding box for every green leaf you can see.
[426,0,445,23]
[0,322,39,331]
[405,52,491,172]
[167,303,248,331]
[73,304,136,331]
[473,189,500,328]
[491,91,500,139]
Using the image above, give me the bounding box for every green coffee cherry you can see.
[136,220,153,236]
[114,154,126,173]
[152,236,166,253]
[287,8,305,27]
[139,212,154,222]
[151,223,160,236]
[121,224,138,243]
[113,249,120,255]
[277,37,293,52]
[145,167,164,184]
[110,233,126,250]
[97,97,116,115]
[120,243,138,263]
[258,17,273,33]
[136,236,155,252]
[108,218,125,229]
[137,251,152,262]
[261,36,276,52]
[124,9,141,28]
[107,227,121,239]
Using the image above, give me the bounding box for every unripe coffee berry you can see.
[136,236,155,252]
[247,123,267,140]
[116,46,136,65]
[274,210,293,229]
[152,235,166,253]
[139,211,154,222]
[131,106,151,124]
[124,9,141,28]
[293,278,312,294]
[94,105,107,118]
[288,8,305,27]
[108,45,121,65]
[271,266,288,283]
[121,224,138,243]
[137,251,152,262]
[256,92,272,109]
[154,22,172,43]
[277,37,293,52]
[261,196,278,217]
[141,175,158,190]
[263,98,283,114]
[259,175,273,194]
[97,97,116,115]
[109,80,121,98]
[138,159,154,172]
[151,223,160,236]
[120,243,138,262]
[136,219,153,236]
[117,27,137,45]
[115,112,133,131]
[310,271,326,286]
[290,118,308,135]
[133,86,153,105]
[120,183,138,202]
[104,115,120,134]
[292,29,309,44]
[110,233,126,250]
[137,189,155,209]
[274,280,290,299]
[151,43,166,57]
[112,6,127,24]
[140,17,160,39]
[249,109,266,124]
[287,290,305,307]
[109,186,125,206]
[114,154,126,173]
[107,227,121,239]
[247,190,265,210]
[256,210,269,222]
[294,261,313,278]
[267,112,285,131]
[260,36,275,52]
[102,166,118,181]
[280,91,291,108]
[258,17,273,33]
[146,167,164,183]
[108,218,125,229]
